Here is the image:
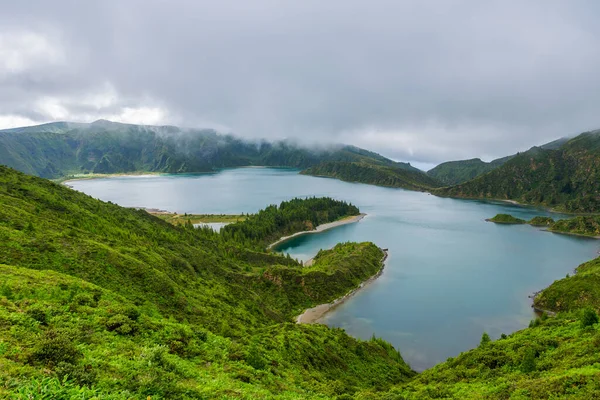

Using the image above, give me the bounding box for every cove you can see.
[67,167,600,371]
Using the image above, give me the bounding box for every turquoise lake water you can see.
[68,167,600,371]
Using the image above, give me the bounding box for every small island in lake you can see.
[486,213,526,224]
[487,213,600,239]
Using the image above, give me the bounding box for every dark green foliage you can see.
[222,197,359,249]
[534,256,600,312]
[435,130,600,212]
[520,347,536,373]
[580,308,599,328]
[25,304,48,325]
[30,329,82,366]
[301,160,441,191]
[487,214,526,224]
[479,332,491,347]
[427,157,512,186]
[529,216,555,226]
[550,215,600,237]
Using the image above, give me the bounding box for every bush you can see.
[520,347,536,373]
[26,304,48,325]
[55,362,98,387]
[31,330,82,366]
[105,314,136,335]
[71,293,96,307]
[580,308,599,328]
[246,341,266,370]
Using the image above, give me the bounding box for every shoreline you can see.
[296,249,388,324]
[267,213,366,250]
[541,228,600,240]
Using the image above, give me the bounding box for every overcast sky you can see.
[2,1,600,167]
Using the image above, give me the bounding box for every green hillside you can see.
[427,138,568,186]
[301,161,442,191]
[0,165,413,398]
[435,131,600,212]
[426,157,510,186]
[0,120,408,180]
[2,163,600,398]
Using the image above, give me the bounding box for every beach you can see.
[296,249,388,324]
[267,213,366,250]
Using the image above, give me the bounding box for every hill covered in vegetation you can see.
[301,160,442,191]
[0,165,413,398]
[0,120,411,181]
[427,137,568,186]
[435,130,600,212]
[427,157,512,186]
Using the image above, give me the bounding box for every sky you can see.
[2,1,600,167]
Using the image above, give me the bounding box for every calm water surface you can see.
[69,168,600,371]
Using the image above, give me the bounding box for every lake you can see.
[68,168,600,371]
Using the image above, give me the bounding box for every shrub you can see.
[105,314,135,335]
[580,308,599,328]
[55,362,98,387]
[31,330,82,366]
[26,304,48,325]
[71,293,96,307]
[520,347,536,373]
[246,341,266,370]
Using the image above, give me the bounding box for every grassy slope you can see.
[435,131,600,213]
[0,166,413,398]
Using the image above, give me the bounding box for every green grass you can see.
[0,165,412,398]
[151,212,246,226]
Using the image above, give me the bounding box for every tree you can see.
[479,332,491,347]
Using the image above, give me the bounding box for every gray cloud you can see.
[2,0,600,165]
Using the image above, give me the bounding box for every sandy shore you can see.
[267,213,366,250]
[296,249,388,324]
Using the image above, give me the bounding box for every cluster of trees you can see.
[221,197,359,249]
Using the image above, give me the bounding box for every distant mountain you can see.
[435,130,600,212]
[0,121,424,186]
[427,137,569,186]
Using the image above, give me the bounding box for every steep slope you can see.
[0,120,405,179]
[0,166,413,398]
[435,130,600,212]
[427,138,569,186]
